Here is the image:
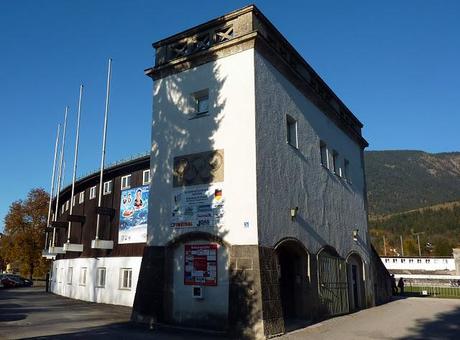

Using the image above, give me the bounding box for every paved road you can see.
[281,297,460,340]
[1,288,460,339]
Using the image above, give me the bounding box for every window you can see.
[192,89,209,117]
[80,267,87,286]
[120,268,132,289]
[409,259,414,263]
[332,150,339,175]
[392,259,397,263]
[61,204,65,214]
[320,141,328,167]
[143,170,151,185]
[65,200,69,211]
[426,259,431,263]
[344,159,350,181]
[79,191,85,204]
[96,267,106,288]
[286,115,298,148]
[59,268,63,283]
[67,267,73,284]
[72,195,77,207]
[121,175,131,190]
[103,180,112,195]
[384,259,389,263]
[89,186,97,200]
[417,259,422,263]
[401,259,405,263]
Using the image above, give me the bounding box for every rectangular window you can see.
[65,200,69,211]
[344,159,350,181]
[59,268,64,283]
[61,204,65,214]
[121,175,131,190]
[89,186,97,200]
[332,150,339,175]
[120,268,132,289]
[417,259,422,263]
[72,195,77,207]
[286,115,298,148]
[143,170,151,185]
[80,267,87,286]
[96,267,106,288]
[79,191,85,204]
[192,89,209,117]
[384,259,389,263]
[320,141,328,167]
[67,267,73,284]
[103,180,112,195]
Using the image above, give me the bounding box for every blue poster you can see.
[118,185,149,244]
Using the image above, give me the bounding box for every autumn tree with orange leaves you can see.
[0,188,49,279]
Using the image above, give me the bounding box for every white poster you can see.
[171,183,224,229]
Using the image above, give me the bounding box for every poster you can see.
[118,185,148,244]
[171,183,224,228]
[184,244,218,286]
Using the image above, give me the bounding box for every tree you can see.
[0,188,49,279]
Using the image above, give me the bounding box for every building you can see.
[132,5,390,338]
[382,256,455,274]
[47,155,149,306]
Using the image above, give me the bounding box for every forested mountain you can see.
[365,150,460,216]
[365,150,460,256]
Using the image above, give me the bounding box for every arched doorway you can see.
[346,252,365,312]
[275,239,310,324]
[317,247,349,316]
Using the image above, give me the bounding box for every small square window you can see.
[191,89,209,118]
[79,191,85,204]
[67,267,73,284]
[120,268,132,289]
[96,267,106,288]
[89,186,97,200]
[80,267,87,286]
[121,175,131,190]
[103,180,112,195]
[286,115,298,148]
[143,170,151,185]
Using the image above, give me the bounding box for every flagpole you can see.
[67,85,83,243]
[45,123,60,250]
[95,58,112,241]
[52,106,68,248]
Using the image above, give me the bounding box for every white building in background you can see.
[132,5,391,339]
[382,256,455,273]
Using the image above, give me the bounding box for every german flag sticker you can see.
[214,189,222,201]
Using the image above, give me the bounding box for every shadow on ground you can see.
[398,305,460,340]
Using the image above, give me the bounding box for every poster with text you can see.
[184,244,218,286]
[171,183,224,229]
[119,185,148,244]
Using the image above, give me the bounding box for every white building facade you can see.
[133,6,388,338]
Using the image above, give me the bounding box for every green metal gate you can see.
[318,252,349,316]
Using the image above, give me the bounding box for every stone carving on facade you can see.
[173,150,224,187]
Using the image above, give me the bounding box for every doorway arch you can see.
[346,252,365,312]
[274,238,310,322]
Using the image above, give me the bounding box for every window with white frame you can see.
[79,267,87,286]
[65,200,69,211]
[67,267,73,284]
[332,150,339,175]
[121,175,131,190]
[79,191,85,204]
[320,141,328,167]
[96,267,106,288]
[120,268,132,289]
[72,195,77,207]
[142,170,151,185]
[286,115,298,148]
[103,180,112,195]
[89,186,97,200]
[192,89,209,117]
[344,159,350,181]
[61,204,65,214]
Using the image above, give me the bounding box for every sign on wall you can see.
[184,244,218,286]
[171,183,224,228]
[173,150,224,187]
[119,185,148,244]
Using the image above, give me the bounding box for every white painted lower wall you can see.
[50,256,142,307]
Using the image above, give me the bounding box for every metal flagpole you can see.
[383,235,387,256]
[400,235,404,257]
[95,58,112,241]
[67,85,84,243]
[45,123,60,251]
[52,106,68,248]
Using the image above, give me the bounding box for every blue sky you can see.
[1,0,459,231]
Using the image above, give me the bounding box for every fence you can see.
[396,275,460,298]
